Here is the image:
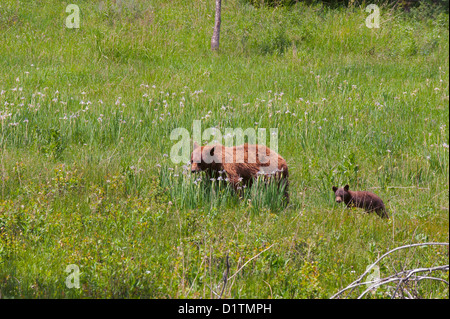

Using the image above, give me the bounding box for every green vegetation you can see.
[0,0,448,298]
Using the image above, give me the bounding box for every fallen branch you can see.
[228,243,276,281]
[331,242,449,299]
[358,265,449,299]
[219,253,230,299]
[368,186,429,190]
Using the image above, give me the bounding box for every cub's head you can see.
[332,185,350,204]
[190,142,221,173]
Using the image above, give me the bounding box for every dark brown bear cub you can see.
[332,185,389,219]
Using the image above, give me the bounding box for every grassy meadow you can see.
[0,0,448,298]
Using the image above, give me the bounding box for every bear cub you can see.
[332,185,389,219]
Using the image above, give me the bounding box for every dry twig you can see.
[219,253,230,299]
[331,242,449,299]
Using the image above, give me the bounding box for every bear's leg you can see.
[285,190,290,204]
[227,174,244,198]
[281,179,289,204]
[376,209,389,219]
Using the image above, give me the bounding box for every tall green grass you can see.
[159,161,289,212]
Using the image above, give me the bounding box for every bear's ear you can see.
[193,141,200,150]
[332,186,337,192]
[344,184,349,191]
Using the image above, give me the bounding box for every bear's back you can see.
[350,190,385,210]
[223,144,285,167]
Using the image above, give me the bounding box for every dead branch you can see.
[358,265,449,299]
[368,186,429,190]
[219,253,230,299]
[227,243,276,281]
[331,242,449,299]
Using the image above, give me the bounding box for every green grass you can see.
[0,0,448,298]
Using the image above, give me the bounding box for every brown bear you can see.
[332,185,389,219]
[190,142,289,202]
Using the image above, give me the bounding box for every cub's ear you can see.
[193,141,200,150]
[332,186,338,192]
[344,185,350,191]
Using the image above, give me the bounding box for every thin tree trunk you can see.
[211,0,221,51]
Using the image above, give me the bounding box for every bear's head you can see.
[190,142,222,173]
[332,185,351,204]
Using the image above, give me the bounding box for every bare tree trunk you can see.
[211,0,221,51]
